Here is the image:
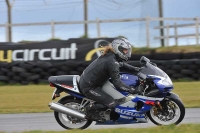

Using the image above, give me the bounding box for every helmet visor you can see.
[118,44,132,58]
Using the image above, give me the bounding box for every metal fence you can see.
[155,17,200,46]
[0,17,200,47]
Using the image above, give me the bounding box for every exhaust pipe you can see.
[49,102,86,120]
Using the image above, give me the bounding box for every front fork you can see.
[151,101,163,115]
[153,99,172,116]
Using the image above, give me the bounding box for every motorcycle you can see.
[48,56,185,130]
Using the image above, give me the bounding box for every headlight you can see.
[162,76,173,86]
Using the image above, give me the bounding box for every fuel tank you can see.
[120,73,139,87]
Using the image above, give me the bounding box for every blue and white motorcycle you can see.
[48,56,185,129]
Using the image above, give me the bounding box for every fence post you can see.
[51,20,55,39]
[145,16,150,48]
[166,23,169,46]
[5,23,9,42]
[96,18,100,38]
[195,17,199,45]
[174,22,178,46]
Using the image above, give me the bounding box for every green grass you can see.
[0,85,54,114]
[0,81,199,114]
[17,124,200,133]
[173,81,200,108]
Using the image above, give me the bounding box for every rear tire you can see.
[147,98,185,125]
[54,98,92,130]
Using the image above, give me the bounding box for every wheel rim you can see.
[58,102,88,129]
[150,100,181,125]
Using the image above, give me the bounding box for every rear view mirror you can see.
[140,56,150,65]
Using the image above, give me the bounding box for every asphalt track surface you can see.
[0,108,200,133]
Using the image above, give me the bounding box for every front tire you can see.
[54,98,92,130]
[147,98,185,125]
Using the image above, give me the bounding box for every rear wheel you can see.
[147,98,185,125]
[54,98,92,130]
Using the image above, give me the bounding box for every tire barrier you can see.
[0,59,199,85]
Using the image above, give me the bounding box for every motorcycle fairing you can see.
[97,95,164,125]
[115,95,163,115]
[154,79,173,94]
[132,95,164,103]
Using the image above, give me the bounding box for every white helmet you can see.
[111,38,132,61]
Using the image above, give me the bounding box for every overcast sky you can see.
[0,0,200,47]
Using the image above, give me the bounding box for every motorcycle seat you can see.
[48,75,74,87]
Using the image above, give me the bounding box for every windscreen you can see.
[140,62,167,78]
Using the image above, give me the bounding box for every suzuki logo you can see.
[115,108,145,117]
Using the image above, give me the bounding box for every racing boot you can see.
[85,103,107,122]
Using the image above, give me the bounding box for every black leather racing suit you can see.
[79,51,140,108]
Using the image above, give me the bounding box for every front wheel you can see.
[147,98,185,125]
[54,98,93,130]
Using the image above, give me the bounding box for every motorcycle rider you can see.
[79,37,142,121]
